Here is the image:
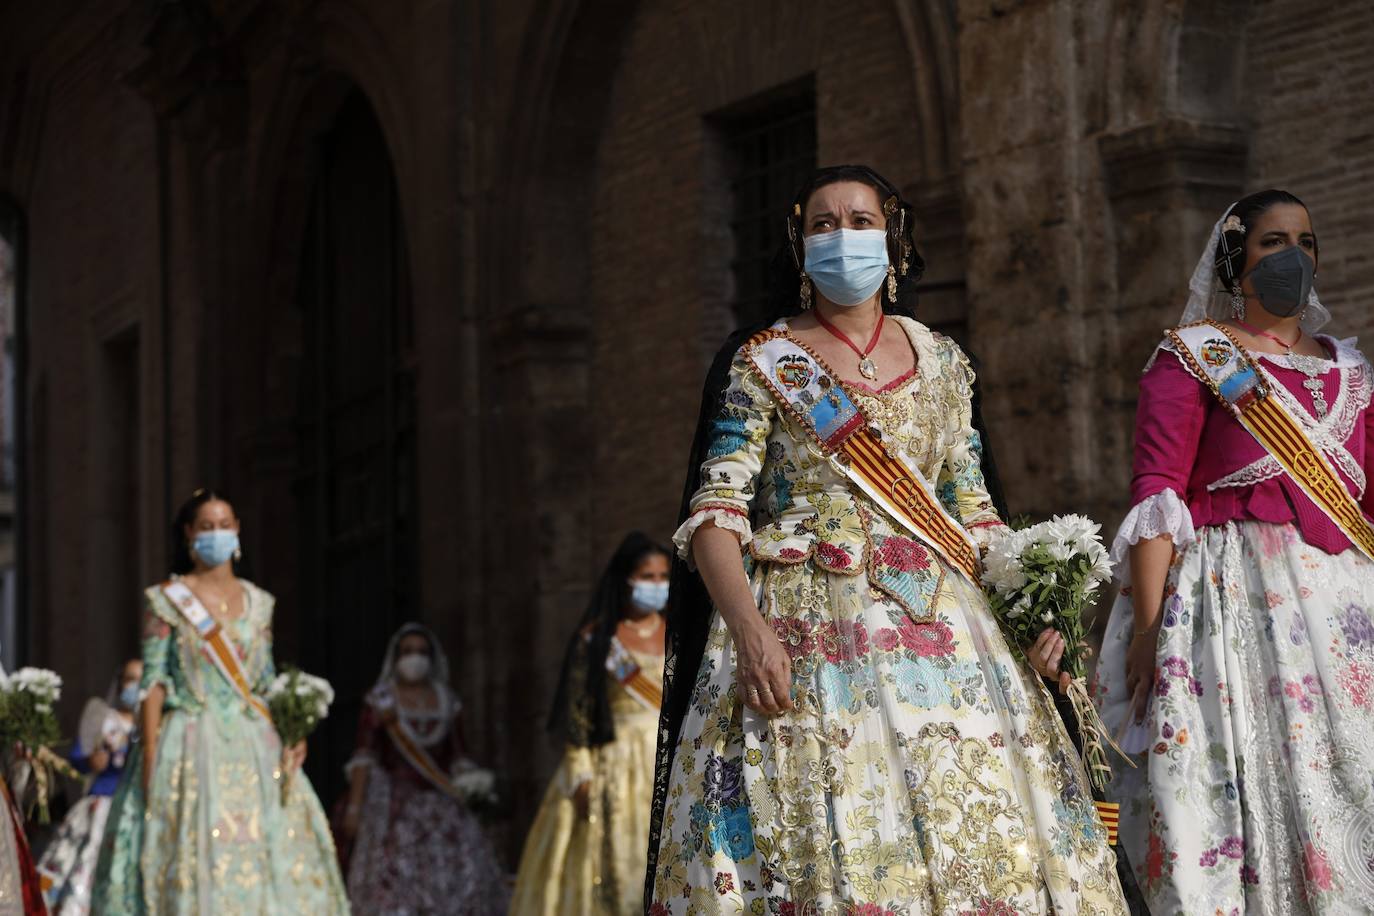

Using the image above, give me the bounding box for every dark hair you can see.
[768,164,926,318]
[169,489,235,575]
[1215,189,1315,288]
[547,531,671,747]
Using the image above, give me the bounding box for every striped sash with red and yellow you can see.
[161,581,272,722]
[1169,321,1374,562]
[744,328,982,584]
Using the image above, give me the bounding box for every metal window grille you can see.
[722,91,816,329]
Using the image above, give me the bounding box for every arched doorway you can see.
[292,90,418,803]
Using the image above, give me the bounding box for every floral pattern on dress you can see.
[654,318,1126,914]
[92,580,349,915]
[1098,521,1374,913]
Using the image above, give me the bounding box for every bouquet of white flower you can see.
[982,514,1129,789]
[265,667,334,803]
[0,667,80,823]
[451,759,498,810]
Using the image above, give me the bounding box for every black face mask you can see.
[1244,245,1315,318]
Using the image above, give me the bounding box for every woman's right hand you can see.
[731,616,794,716]
[1125,625,1159,723]
[342,802,361,839]
[572,780,591,820]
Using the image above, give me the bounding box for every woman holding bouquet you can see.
[340,622,507,914]
[93,489,349,914]
[37,658,142,914]
[645,166,1125,914]
[510,532,671,915]
[0,657,45,915]
[1097,191,1374,911]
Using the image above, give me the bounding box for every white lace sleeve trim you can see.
[672,508,753,565]
[1110,489,1195,585]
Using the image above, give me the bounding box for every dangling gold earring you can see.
[799,273,813,310]
[1230,283,1246,319]
[885,265,897,303]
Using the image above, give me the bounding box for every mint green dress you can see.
[92,579,349,915]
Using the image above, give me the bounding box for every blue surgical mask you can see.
[192,530,240,568]
[118,683,140,710]
[803,229,889,306]
[628,580,670,613]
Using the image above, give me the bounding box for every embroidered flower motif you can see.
[891,657,952,708]
[703,753,744,809]
[1218,835,1245,859]
[778,547,806,560]
[1340,605,1374,648]
[849,904,897,916]
[898,619,956,657]
[1199,848,1218,867]
[815,541,853,569]
[1303,841,1333,891]
[818,622,845,664]
[873,628,900,652]
[960,899,1016,916]
[771,618,815,660]
[1161,656,1189,678]
[714,872,734,895]
[708,806,755,861]
[875,536,930,573]
[744,747,762,766]
[649,904,671,916]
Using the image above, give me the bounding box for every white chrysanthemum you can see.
[10,667,62,702]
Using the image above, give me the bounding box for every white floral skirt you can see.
[650,558,1126,915]
[37,795,110,915]
[1097,521,1374,914]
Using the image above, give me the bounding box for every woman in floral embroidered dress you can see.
[339,622,507,914]
[93,490,349,914]
[1097,190,1374,913]
[645,165,1126,915]
[511,533,671,915]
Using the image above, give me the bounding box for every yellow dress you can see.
[510,647,664,916]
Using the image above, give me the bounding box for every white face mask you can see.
[628,579,670,613]
[395,653,431,683]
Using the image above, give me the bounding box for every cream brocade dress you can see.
[510,649,664,915]
[649,318,1126,914]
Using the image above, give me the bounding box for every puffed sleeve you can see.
[248,588,277,694]
[935,343,1005,548]
[139,589,180,708]
[672,349,778,563]
[1364,409,1374,520]
[1109,347,1206,577]
[344,689,387,778]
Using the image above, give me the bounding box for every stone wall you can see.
[2,0,1371,855]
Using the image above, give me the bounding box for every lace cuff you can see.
[967,520,1008,553]
[1110,489,1195,584]
[343,751,375,778]
[556,746,594,797]
[672,504,753,565]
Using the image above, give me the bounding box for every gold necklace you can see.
[625,615,661,638]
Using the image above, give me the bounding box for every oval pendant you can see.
[859,357,878,380]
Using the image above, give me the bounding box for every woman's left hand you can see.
[282,740,308,773]
[1028,627,1072,695]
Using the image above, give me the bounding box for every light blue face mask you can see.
[803,228,890,306]
[628,579,670,613]
[118,683,141,710]
[192,530,240,568]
